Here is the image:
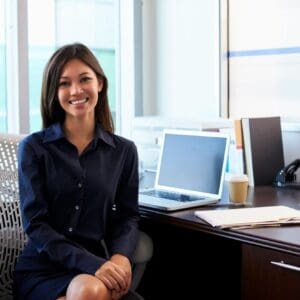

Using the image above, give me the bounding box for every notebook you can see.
[139,129,230,211]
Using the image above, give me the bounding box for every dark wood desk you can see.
[137,186,300,300]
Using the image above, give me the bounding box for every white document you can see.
[194,205,300,229]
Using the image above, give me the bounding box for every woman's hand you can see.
[94,260,127,293]
[95,254,132,299]
[110,254,132,299]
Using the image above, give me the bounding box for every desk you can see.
[137,186,300,300]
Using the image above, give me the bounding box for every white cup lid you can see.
[226,174,248,182]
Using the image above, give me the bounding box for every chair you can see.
[0,133,152,300]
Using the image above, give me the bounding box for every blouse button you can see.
[68,227,73,233]
[78,182,83,188]
[75,205,79,210]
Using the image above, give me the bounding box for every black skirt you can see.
[13,237,107,300]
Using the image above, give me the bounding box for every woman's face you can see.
[57,58,102,120]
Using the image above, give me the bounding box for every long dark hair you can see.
[41,43,114,133]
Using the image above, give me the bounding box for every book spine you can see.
[241,118,255,186]
[233,119,245,174]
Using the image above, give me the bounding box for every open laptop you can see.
[139,129,230,211]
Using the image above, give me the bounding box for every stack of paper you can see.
[194,206,300,229]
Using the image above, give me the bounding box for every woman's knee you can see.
[66,274,111,300]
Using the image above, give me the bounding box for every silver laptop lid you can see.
[155,129,230,198]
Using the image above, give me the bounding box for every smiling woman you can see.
[13,43,140,300]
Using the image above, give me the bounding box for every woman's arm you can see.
[96,141,139,296]
[105,141,140,262]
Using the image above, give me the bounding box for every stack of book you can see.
[235,116,284,186]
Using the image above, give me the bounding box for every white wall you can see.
[229,0,300,119]
[142,0,220,120]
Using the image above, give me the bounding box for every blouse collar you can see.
[43,122,115,148]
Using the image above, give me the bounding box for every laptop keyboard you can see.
[141,190,204,202]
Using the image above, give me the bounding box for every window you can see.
[0,0,7,132]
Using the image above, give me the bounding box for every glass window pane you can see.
[0,0,7,132]
[28,0,55,132]
[28,0,117,132]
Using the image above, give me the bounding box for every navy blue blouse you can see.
[17,122,139,275]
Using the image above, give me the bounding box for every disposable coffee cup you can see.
[227,174,249,204]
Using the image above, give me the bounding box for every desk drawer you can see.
[242,244,300,300]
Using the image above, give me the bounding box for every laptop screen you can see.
[156,130,229,197]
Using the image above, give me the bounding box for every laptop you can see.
[139,129,230,211]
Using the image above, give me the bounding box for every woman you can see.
[13,43,140,300]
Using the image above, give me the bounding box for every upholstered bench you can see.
[0,133,153,300]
